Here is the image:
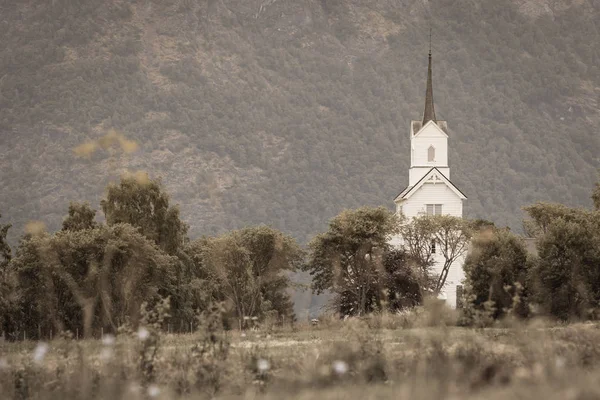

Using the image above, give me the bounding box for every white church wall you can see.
[411,123,448,165]
[412,136,448,167]
[400,183,463,219]
[391,182,466,309]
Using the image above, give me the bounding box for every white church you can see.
[389,50,467,308]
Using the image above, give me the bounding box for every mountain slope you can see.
[0,0,599,247]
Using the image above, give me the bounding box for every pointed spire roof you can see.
[422,46,437,125]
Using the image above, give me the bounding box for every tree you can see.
[431,215,473,294]
[62,201,98,231]
[383,248,423,311]
[0,214,11,269]
[9,224,176,338]
[173,237,221,330]
[400,215,472,295]
[304,207,399,316]
[101,174,188,255]
[523,202,587,236]
[463,228,530,319]
[203,226,302,328]
[0,214,15,335]
[399,216,437,292]
[529,216,600,320]
[593,176,600,211]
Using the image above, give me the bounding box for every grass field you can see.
[2,311,600,399]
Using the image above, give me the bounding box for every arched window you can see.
[428,145,435,162]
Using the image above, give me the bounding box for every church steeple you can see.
[422,37,437,125]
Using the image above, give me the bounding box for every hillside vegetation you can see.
[0,0,599,244]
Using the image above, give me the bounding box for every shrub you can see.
[530,218,600,321]
[463,228,530,319]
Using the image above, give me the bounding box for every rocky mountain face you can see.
[0,0,599,251]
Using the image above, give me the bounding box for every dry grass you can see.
[2,310,600,399]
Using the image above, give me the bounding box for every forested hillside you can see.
[0,0,599,245]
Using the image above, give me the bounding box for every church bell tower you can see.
[408,49,450,186]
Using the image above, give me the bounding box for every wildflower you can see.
[332,360,349,375]
[137,327,150,341]
[147,384,161,397]
[0,357,8,370]
[241,332,247,338]
[102,334,115,346]
[33,342,48,364]
[257,358,270,373]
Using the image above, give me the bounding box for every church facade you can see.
[389,50,467,308]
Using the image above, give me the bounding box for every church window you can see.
[428,145,435,162]
[426,204,443,216]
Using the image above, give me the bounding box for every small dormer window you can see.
[428,146,435,162]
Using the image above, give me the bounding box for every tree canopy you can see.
[101,174,188,255]
[9,224,176,338]
[305,207,402,315]
[463,228,530,319]
[202,226,303,327]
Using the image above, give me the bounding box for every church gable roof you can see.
[394,167,467,203]
[412,120,449,137]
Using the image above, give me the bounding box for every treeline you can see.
[304,179,600,322]
[1,176,600,338]
[463,181,600,322]
[0,174,302,339]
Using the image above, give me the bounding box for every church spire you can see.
[422,30,437,125]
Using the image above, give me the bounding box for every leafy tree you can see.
[172,237,220,330]
[0,214,15,335]
[431,215,473,294]
[101,174,188,255]
[593,177,600,211]
[0,214,11,269]
[203,226,302,328]
[400,215,472,295]
[304,207,399,316]
[522,202,588,236]
[399,216,437,289]
[10,224,176,338]
[463,228,530,318]
[383,248,423,311]
[529,216,600,321]
[62,201,98,231]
